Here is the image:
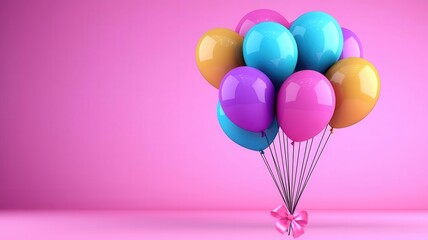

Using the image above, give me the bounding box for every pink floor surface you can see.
[0,210,427,239]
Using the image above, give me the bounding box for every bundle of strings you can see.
[260,126,333,237]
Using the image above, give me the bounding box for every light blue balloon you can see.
[217,102,278,151]
[290,11,343,73]
[243,22,298,90]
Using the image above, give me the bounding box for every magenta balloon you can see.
[277,70,336,142]
[235,9,290,37]
[219,66,275,133]
[339,28,363,59]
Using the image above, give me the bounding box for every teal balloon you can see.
[243,22,297,90]
[217,102,278,151]
[290,11,343,73]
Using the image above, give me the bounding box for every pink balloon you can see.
[235,9,290,37]
[277,70,336,142]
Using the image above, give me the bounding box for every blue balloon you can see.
[217,102,278,151]
[243,22,298,90]
[290,11,343,73]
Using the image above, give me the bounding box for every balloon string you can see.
[298,137,314,204]
[296,142,302,213]
[282,131,293,232]
[274,137,291,209]
[290,140,295,212]
[284,132,292,212]
[270,135,288,204]
[297,127,327,197]
[277,130,292,208]
[294,139,309,211]
[281,136,288,209]
[260,152,287,204]
[265,136,289,208]
[292,128,333,213]
[292,126,326,213]
[291,142,301,214]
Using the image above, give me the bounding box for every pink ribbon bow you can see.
[271,205,308,238]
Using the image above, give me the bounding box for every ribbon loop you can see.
[271,205,308,238]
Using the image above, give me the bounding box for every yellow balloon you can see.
[325,58,381,129]
[196,28,244,89]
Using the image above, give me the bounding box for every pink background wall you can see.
[0,0,427,210]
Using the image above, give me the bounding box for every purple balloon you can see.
[340,28,363,59]
[235,9,290,37]
[219,66,275,133]
[277,70,335,142]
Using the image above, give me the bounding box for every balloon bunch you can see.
[196,9,380,238]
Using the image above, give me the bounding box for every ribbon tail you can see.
[275,219,290,234]
[291,221,305,238]
[291,211,308,238]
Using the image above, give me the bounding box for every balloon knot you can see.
[260,150,265,155]
[261,131,266,137]
[291,141,295,146]
[330,128,334,134]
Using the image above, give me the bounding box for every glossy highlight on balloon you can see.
[277,70,336,142]
[219,66,275,133]
[290,11,343,73]
[195,28,244,89]
[340,28,363,60]
[217,102,278,151]
[243,22,298,89]
[235,9,290,37]
[325,58,380,128]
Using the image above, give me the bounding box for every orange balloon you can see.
[325,58,380,129]
[196,28,244,88]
